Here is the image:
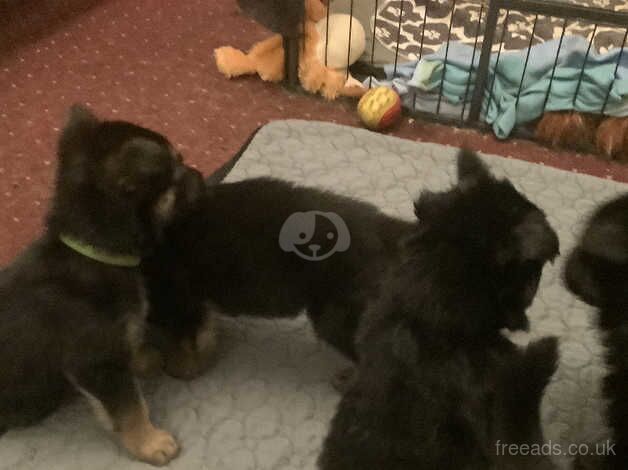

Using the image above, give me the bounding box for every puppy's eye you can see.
[327,232,335,240]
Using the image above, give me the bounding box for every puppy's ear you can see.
[57,105,100,179]
[514,211,560,262]
[457,148,491,189]
[60,105,99,144]
[582,222,628,264]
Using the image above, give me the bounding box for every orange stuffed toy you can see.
[596,116,628,162]
[214,0,366,100]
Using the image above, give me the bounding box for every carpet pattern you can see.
[1,0,627,267]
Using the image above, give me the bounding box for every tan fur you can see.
[127,284,164,377]
[306,0,328,22]
[67,374,115,432]
[126,281,148,353]
[70,370,178,465]
[215,35,285,82]
[595,116,628,162]
[130,344,164,378]
[535,111,600,153]
[117,395,180,466]
[213,0,365,100]
[153,187,177,223]
[164,313,218,380]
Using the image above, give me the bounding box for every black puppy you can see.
[0,106,203,465]
[319,150,560,470]
[144,176,414,378]
[565,194,628,470]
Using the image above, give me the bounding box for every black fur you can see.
[144,177,414,368]
[319,149,560,470]
[564,194,628,470]
[0,106,203,464]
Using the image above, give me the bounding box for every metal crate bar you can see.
[436,0,458,115]
[283,0,628,136]
[483,9,510,121]
[418,0,428,61]
[515,14,539,109]
[393,0,406,77]
[601,27,628,115]
[542,18,568,113]
[284,37,300,87]
[572,24,597,107]
[413,0,430,112]
[368,0,379,89]
[346,0,354,80]
[324,0,331,66]
[467,1,500,124]
[460,2,484,123]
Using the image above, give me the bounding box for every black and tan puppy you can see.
[565,194,628,470]
[144,175,414,378]
[319,150,560,470]
[0,106,203,465]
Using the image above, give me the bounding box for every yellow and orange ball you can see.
[357,87,402,131]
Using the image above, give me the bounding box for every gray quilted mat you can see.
[2,120,627,470]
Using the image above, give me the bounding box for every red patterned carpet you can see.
[1,0,626,264]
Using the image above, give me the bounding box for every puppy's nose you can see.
[309,244,321,254]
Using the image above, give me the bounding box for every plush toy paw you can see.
[535,111,599,153]
[342,75,367,98]
[320,70,348,100]
[299,58,326,93]
[596,116,628,161]
[214,46,255,78]
[256,51,285,82]
[306,0,328,22]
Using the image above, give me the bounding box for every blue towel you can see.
[366,36,628,138]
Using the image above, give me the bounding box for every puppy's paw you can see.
[123,426,180,466]
[164,316,218,380]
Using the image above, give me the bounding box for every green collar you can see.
[59,234,141,268]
